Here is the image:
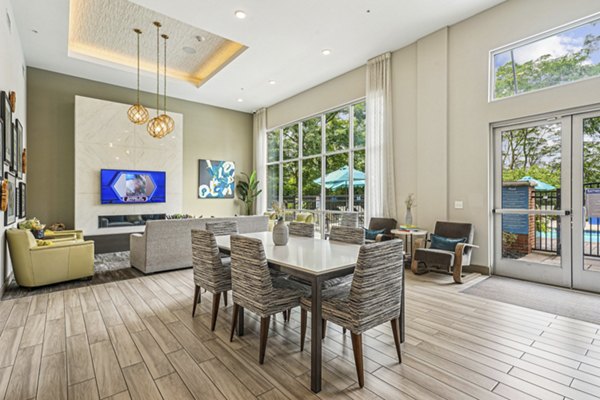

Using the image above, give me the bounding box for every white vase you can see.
[405,209,413,226]
[272,218,289,246]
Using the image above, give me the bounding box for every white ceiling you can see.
[12,0,504,113]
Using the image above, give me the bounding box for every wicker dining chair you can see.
[229,235,310,364]
[340,212,359,228]
[191,230,232,331]
[288,222,315,238]
[205,220,239,236]
[329,225,365,245]
[300,239,404,387]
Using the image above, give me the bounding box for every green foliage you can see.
[237,171,262,215]
[495,32,600,98]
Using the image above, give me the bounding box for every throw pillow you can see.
[430,234,467,251]
[36,240,54,247]
[365,228,385,240]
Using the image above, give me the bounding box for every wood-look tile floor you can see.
[0,269,599,399]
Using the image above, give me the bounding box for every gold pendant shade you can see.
[128,23,174,138]
[127,28,149,125]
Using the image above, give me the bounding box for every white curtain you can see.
[365,52,397,224]
[253,108,267,215]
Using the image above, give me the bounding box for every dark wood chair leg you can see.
[259,316,271,364]
[286,308,292,322]
[282,310,288,321]
[300,308,307,351]
[230,303,239,342]
[343,328,346,335]
[210,292,221,331]
[192,285,201,317]
[223,291,228,306]
[390,318,402,363]
[322,319,327,339]
[350,332,364,388]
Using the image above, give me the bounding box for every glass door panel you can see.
[573,113,600,292]
[494,119,571,287]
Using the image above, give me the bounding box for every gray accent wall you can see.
[27,68,253,228]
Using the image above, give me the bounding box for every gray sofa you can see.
[130,216,268,274]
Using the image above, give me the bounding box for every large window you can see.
[267,100,366,215]
[492,16,600,100]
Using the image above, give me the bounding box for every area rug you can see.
[462,275,600,326]
[2,251,145,300]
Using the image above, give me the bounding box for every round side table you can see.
[391,229,428,265]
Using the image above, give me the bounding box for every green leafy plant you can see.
[237,171,262,215]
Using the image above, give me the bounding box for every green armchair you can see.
[6,229,95,287]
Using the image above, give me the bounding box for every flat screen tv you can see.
[100,169,166,204]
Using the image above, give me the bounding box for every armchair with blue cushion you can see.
[410,221,478,284]
[364,217,397,243]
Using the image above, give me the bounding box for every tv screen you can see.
[100,169,166,204]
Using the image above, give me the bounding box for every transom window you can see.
[266,100,366,217]
[491,15,600,100]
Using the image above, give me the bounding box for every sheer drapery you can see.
[365,52,397,224]
[253,108,267,215]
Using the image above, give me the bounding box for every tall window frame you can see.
[266,99,366,215]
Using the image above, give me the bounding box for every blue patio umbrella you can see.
[313,165,365,190]
[519,176,556,191]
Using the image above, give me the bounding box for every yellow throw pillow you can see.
[44,229,55,237]
[36,240,54,247]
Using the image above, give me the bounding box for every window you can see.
[266,100,366,217]
[492,16,600,100]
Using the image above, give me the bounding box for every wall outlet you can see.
[454,201,464,209]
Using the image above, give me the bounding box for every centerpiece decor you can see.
[271,202,288,246]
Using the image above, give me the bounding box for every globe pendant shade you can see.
[127,103,149,124]
[158,114,175,134]
[147,116,169,138]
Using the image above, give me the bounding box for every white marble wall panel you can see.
[75,96,183,236]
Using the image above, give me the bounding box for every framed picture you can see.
[15,119,22,178]
[198,159,235,199]
[18,181,25,218]
[0,92,11,168]
[4,172,15,226]
[10,122,17,172]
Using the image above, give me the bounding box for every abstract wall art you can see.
[198,159,235,199]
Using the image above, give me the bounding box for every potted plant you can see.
[404,193,416,226]
[19,217,46,239]
[236,171,262,215]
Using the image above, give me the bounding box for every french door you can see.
[493,110,600,293]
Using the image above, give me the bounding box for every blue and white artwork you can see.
[198,159,235,199]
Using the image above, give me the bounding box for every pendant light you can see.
[127,28,149,124]
[158,33,175,134]
[147,21,169,139]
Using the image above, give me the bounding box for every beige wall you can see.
[27,68,253,228]
[266,0,600,268]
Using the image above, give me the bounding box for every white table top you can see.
[215,231,361,277]
[391,228,428,236]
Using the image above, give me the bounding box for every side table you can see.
[391,228,428,266]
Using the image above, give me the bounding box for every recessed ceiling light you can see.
[182,46,196,54]
[237,98,244,102]
[321,49,331,56]
[234,10,246,19]
[268,80,276,85]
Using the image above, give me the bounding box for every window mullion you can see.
[349,105,355,214]
[298,122,303,212]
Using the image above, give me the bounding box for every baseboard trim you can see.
[464,264,490,275]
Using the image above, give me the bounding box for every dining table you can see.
[215,231,405,393]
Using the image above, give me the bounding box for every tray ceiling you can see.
[68,0,246,87]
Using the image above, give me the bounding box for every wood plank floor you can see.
[0,269,599,399]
